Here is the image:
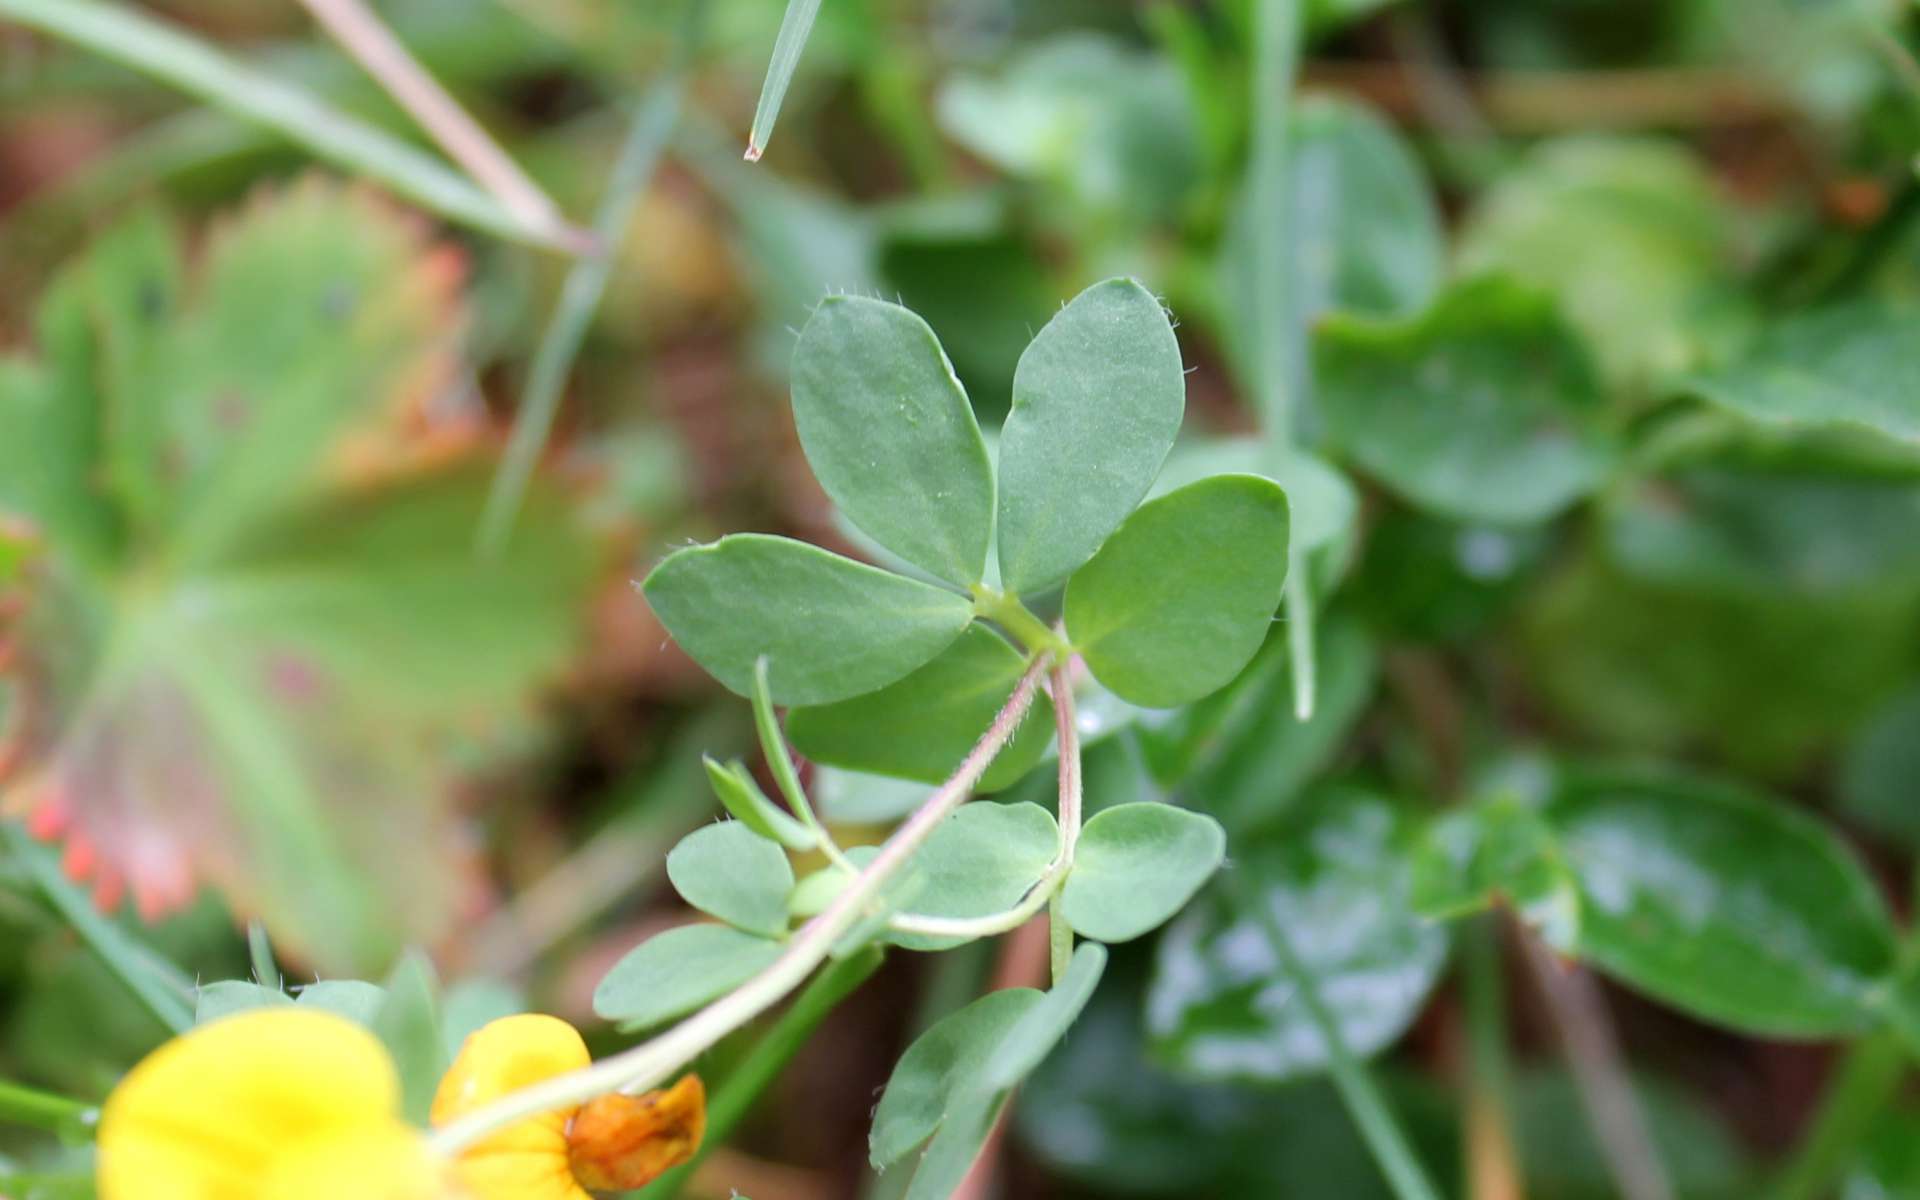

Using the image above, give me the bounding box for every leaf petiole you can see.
[969,586,1070,659]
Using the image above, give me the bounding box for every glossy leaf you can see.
[642,533,973,705]
[702,757,817,852]
[788,625,1053,792]
[889,801,1060,951]
[593,925,783,1032]
[1317,277,1614,525]
[1149,788,1449,1082]
[1543,767,1898,1036]
[1061,804,1225,943]
[1689,301,1920,444]
[1064,475,1290,708]
[997,277,1185,594]
[790,295,994,586]
[666,821,795,939]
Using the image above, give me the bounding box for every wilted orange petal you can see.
[566,1075,706,1191]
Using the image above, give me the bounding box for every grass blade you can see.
[745,0,824,162]
[478,78,683,553]
[3,823,194,1035]
[0,0,572,251]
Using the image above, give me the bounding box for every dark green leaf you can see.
[1149,787,1448,1082]
[790,295,994,587]
[1839,687,1920,851]
[1689,301,1920,444]
[997,278,1185,594]
[666,821,795,939]
[1062,804,1224,943]
[1543,766,1898,1036]
[642,533,973,705]
[1317,277,1614,524]
[1065,475,1290,708]
[594,924,784,1032]
[788,625,1053,792]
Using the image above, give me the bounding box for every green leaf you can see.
[746,0,823,160]
[788,846,880,918]
[888,801,1061,951]
[790,295,994,587]
[1220,95,1442,380]
[295,980,388,1027]
[1064,474,1290,708]
[788,625,1054,792]
[872,946,1111,1198]
[1688,301,1920,444]
[594,924,784,1032]
[1543,766,1898,1037]
[1061,804,1224,943]
[981,942,1108,1088]
[194,980,289,1025]
[870,987,1042,1169]
[1149,787,1449,1083]
[373,952,445,1127]
[642,533,974,705]
[666,821,795,939]
[1839,687,1920,851]
[997,277,1185,594]
[1459,138,1739,389]
[1317,277,1614,525]
[703,757,817,852]
[813,767,929,826]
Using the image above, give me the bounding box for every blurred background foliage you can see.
[2,0,1920,1196]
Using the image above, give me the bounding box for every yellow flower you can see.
[433,1015,705,1200]
[97,1008,455,1200]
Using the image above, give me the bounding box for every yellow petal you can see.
[432,1014,592,1200]
[261,1123,458,1200]
[98,1009,401,1200]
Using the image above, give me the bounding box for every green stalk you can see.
[478,73,686,553]
[3,824,193,1035]
[1248,0,1318,722]
[633,947,885,1199]
[0,0,569,250]
[0,1079,97,1140]
[1239,874,1444,1200]
[1772,1031,1907,1200]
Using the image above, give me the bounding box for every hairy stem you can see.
[426,655,1052,1156]
[1047,661,1084,984]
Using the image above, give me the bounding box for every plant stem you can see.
[1047,661,1083,985]
[1772,1031,1907,1200]
[970,587,1069,659]
[0,1079,96,1140]
[1516,926,1672,1200]
[477,63,688,553]
[1240,874,1445,1200]
[0,0,572,250]
[1249,0,1318,722]
[1463,919,1523,1200]
[889,859,1064,941]
[633,947,885,1199]
[751,657,857,875]
[295,0,578,246]
[426,656,1051,1156]
[2,823,193,1035]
